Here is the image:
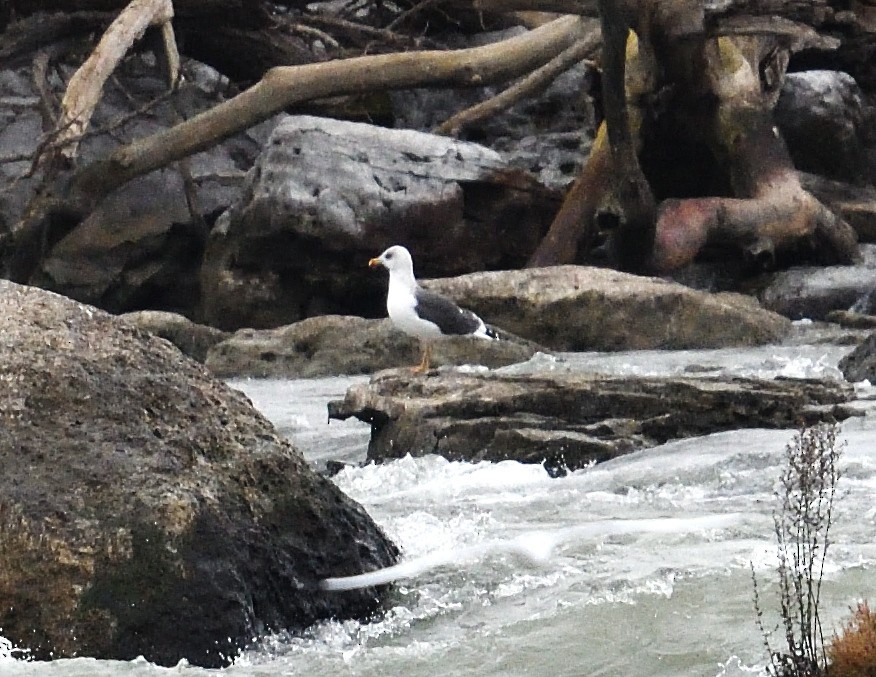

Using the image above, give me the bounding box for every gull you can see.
[369,245,497,372]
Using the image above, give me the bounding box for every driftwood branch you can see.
[527,121,612,267]
[70,16,591,201]
[473,0,599,15]
[57,0,176,161]
[6,15,591,283]
[433,20,599,136]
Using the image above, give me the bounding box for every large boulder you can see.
[423,265,791,351]
[200,115,560,330]
[328,370,854,472]
[0,281,398,667]
[205,315,539,378]
[775,71,876,185]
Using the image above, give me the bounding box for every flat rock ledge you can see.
[328,370,855,472]
[205,315,540,378]
[0,282,398,667]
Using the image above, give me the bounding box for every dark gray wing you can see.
[414,288,482,335]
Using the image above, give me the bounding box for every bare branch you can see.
[57,0,176,161]
[434,21,599,136]
[71,15,591,202]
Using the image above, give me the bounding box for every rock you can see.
[826,309,876,330]
[838,330,876,382]
[200,115,560,330]
[119,310,231,363]
[775,71,876,184]
[0,58,279,316]
[757,244,876,320]
[423,265,791,351]
[0,281,398,667]
[328,370,855,471]
[205,315,539,378]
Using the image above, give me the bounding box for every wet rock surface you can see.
[0,281,398,667]
[756,244,876,320]
[205,315,539,378]
[328,369,855,472]
[838,329,876,382]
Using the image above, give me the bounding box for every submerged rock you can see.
[328,370,854,471]
[0,281,398,667]
[205,315,539,378]
[423,265,791,351]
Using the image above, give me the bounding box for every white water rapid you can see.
[3,330,874,676]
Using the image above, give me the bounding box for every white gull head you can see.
[368,245,416,290]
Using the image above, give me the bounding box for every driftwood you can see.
[433,24,599,136]
[56,0,178,161]
[1,0,874,288]
[3,12,592,282]
[529,0,864,271]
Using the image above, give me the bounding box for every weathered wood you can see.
[57,0,176,161]
[526,121,612,266]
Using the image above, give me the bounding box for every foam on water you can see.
[5,342,874,677]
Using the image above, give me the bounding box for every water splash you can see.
[321,515,743,591]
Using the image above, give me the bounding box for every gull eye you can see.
[385,252,393,259]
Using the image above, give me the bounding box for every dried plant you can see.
[827,601,876,677]
[751,424,843,677]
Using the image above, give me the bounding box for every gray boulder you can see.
[838,330,876,382]
[329,370,854,471]
[776,70,876,184]
[423,265,791,351]
[757,244,876,320]
[200,115,559,330]
[205,315,539,378]
[0,281,397,667]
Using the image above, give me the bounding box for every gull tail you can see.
[480,324,501,340]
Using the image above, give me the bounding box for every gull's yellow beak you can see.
[368,257,381,268]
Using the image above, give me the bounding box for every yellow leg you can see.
[412,342,432,374]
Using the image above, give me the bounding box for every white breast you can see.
[387,281,444,340]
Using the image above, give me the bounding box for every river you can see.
[2,328,875,676]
